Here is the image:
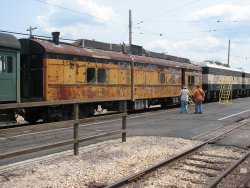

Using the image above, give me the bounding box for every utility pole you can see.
[129,9,132,46]
[128,9,134,101]
[27,26,37,38]
[227,39,230,67]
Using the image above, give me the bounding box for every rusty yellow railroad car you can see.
[19,32,201,122]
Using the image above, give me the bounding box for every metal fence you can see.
[0,99,127,160]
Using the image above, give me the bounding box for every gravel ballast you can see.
[0,136,246,188]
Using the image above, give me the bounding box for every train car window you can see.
[7,56,13,73]
[87,68,96,83]
[188,75,195,84]
[97,68,106,83]
[160,73,165,84]
[0,56,3,73]
[0,56,13,73]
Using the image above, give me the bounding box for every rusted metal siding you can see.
[185,70,203,93]
[47,85,131,101]
[132,63,183,99]
[23,38,202,102]
[44,58,131,101]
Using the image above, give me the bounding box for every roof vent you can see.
[52,32,60,45]
[129,45,142,55]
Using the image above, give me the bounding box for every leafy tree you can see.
[204,60,230,68]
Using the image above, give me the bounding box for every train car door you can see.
[0,51,17,102]
[181,69,186,86]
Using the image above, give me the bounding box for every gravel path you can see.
[0,136,246,188]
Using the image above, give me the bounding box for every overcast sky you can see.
[1,0,250,70]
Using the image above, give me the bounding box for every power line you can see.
[134,28,216,39]
[0,29,75,41]
[139,19,250,24]
[231,55,249,60]
[35,0,126,26]
[134,24,250,41]
[139,0,201,24]
[0,30,38,37]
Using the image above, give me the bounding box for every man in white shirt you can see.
[180,85,190,113]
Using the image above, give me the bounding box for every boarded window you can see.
[87,68,96,83]
[97,68,106,83]
[160,73,165,84]
[0,56,13,73]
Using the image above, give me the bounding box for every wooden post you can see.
[121,101,127,142]
[73,104,79,155]
[122,115,126,142]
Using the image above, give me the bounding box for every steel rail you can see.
[105,121,248,188]
[237,171,250,187]
[105,142,206,188]
[205,150,250,188]
[190,125,225,140]
[207,121,249,144]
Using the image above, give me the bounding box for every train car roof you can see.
[0,33,21,49]
[196,61,248,73]
[238,67,250,74]
[20,38,201,71]
[20,38,131,62]
[131,54,201,70]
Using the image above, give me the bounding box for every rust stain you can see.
[59,87,73,100]
[86,89,96,98]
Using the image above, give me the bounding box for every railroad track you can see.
[191,119,250,146]
[105,121,250,188]
[0,122,29,130]
[0,104,175,130]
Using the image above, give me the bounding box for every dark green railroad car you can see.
[0,33,21,103]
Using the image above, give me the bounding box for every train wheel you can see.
[79,104,95,118]
[24,108,44,124]
[42,106,73,123]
